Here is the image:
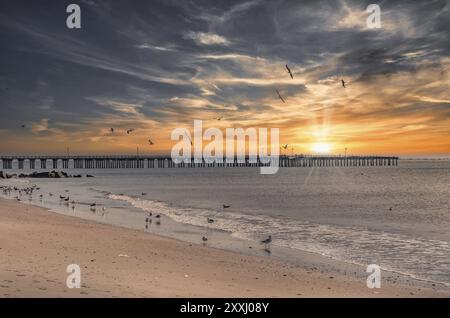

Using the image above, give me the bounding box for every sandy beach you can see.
[0,197,448,298]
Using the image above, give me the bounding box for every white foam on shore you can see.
[108,193,450,287]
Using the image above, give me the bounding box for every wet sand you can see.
[0,198,448,297]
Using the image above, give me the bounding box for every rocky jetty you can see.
[0,171,92,179]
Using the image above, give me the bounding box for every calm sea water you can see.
[1,160,450,285]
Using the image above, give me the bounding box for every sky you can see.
[0,0,449,156]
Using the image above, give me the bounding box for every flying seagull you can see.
[148,139,154,145]
[281,144,288,150]
[21,124,25,128]
[341,79,346,88]
[126,129,134,134]
[285,64,293,79]
[276,89,286,103]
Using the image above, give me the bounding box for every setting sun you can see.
[312,143,331,154]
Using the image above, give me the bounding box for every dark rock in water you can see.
[73,174,82,178]
[86,174,94,178]
[26,171,70,178]
[29,172,52,178]
[2,170,80,179]
[55,171,69,178]
[0,171,9,179]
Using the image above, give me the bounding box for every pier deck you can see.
[0,155,399,170]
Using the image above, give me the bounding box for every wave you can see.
[108,193,450,287]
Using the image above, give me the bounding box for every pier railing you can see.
[0,155,399,170]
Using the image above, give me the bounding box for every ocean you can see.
[1,159,449,286]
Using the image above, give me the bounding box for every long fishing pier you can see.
[0,155,398,170]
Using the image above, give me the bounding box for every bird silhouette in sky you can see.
[148,139,154,145]
[276,89,286,103]
[281,144,288,150]
[341,79,346,88]
[285,64,293,79]
[126,129,134,134]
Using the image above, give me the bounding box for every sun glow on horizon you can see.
[312,143,332,154]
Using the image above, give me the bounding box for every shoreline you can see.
[1,197,449,297]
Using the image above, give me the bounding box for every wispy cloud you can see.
[0,0,448,155]
[184,31,230,46]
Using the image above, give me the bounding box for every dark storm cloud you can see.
[0,0,448,139]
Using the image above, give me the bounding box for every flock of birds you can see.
[144,212,161,228]
[17,64,347,156]
[1,185,107,217]
[1,183,273,253]
[109,127,155,146]
[274,64,347,104]
[196,203,272,253]
[9,63,350,255]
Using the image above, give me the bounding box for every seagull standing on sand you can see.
[285,64,294,79]
[261,235,272,244]
[276,89,286,103]
[261,235,272,251]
